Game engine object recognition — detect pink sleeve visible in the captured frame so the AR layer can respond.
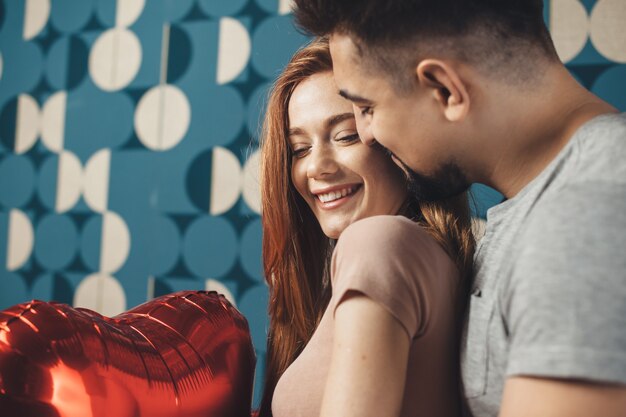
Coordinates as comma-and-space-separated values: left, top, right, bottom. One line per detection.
330, 215, 456, 339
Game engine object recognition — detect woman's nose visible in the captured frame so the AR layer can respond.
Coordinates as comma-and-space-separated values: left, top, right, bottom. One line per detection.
306, 145, 338, 179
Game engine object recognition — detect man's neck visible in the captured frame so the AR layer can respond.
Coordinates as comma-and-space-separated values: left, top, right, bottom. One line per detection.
477, 66, 617, 199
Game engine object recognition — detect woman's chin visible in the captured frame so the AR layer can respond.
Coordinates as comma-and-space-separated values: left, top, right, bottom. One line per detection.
321, 224, 344, 240
320, 218, 356, 240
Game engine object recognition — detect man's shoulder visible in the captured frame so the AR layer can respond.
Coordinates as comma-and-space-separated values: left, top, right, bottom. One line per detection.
522, 181, 625, 242
506, 181, 626, 296
525, 112, 626, 224
576, 112, 626, 147
565, 112, 626, 184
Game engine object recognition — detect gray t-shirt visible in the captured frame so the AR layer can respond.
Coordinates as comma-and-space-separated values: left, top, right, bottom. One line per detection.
461, 113, 626, 417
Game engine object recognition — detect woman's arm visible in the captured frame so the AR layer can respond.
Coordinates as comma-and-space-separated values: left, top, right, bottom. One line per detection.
320, 291, 411, 417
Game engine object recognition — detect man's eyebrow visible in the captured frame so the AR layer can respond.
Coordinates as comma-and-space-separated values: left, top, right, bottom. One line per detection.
338, 89, 371, 104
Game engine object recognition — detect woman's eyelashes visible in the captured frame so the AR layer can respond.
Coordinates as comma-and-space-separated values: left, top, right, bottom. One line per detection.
290, 132, 359, 159
334, 133, 359, 143
291, 145, 310, 159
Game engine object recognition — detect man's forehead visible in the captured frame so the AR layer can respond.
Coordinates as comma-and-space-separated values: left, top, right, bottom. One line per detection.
329, 34, 392, 102
329, 33, 364, 66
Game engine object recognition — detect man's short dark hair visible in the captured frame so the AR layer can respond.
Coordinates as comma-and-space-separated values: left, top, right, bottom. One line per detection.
293, 0, 559, 89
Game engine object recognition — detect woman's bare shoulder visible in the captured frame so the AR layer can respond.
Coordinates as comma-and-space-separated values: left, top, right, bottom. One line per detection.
339, 215, 437, 249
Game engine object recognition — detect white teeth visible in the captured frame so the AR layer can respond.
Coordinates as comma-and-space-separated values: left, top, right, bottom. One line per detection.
317, 186, 357, 203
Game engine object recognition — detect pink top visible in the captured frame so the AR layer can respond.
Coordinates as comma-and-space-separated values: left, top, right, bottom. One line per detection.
272, 215, 463, 417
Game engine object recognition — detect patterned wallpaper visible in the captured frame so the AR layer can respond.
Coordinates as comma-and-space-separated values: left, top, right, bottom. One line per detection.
0, 0, 624, 406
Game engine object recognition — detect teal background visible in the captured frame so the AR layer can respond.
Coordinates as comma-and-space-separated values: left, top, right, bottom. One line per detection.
0, 0, 624, 407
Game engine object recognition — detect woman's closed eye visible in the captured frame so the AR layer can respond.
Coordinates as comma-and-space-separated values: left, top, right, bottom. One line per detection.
291, 145, 310, 158
334, 133, 360, 144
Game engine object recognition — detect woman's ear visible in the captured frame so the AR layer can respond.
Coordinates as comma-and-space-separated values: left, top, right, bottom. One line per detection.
416, 59, 470, 122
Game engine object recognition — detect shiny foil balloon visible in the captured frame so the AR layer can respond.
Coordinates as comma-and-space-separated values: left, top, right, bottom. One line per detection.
0, 291, 256, 417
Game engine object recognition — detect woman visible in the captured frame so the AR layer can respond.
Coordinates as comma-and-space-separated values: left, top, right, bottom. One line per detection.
258, 38, 475, 417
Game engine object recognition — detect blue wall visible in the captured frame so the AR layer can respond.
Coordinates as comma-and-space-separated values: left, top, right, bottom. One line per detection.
0, 0, 624, 406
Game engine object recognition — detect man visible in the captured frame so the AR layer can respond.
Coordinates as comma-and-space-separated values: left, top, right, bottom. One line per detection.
292, 1, 626, 416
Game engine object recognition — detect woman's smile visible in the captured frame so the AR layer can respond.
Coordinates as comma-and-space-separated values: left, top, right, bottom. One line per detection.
312, 184, 362, 209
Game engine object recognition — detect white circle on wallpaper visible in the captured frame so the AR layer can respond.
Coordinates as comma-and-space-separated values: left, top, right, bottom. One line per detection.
550, 0, 589, 63
23, 0, 51, 40
41, 91, 67, 154
15, 94, 40, 154
278, 0, 294, 15
89, 28, 142, 91
115, 0, 146, 28
242, 149, 261, 214
590, 0, 626, 63
217, 17, 251, 85
99, 211, 131, 274
6, 209, 34, 272
74, 273, 126, 317
134, 84, 191, 151
56, 150, 83, 213
83, 148, 111, 213
205, 279, 237, 307
210, 146, 242, 215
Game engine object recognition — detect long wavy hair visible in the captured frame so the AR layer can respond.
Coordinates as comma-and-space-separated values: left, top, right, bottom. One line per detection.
258, 37, 475, 417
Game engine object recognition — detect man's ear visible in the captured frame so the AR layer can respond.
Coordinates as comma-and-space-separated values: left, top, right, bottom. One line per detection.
416, 59, 470, 122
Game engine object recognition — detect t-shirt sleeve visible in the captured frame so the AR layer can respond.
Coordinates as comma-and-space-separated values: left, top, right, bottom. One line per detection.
505, 183, 626, 384
330, 215, 455, 340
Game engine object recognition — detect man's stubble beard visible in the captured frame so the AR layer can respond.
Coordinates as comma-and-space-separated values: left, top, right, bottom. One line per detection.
394, 153, 470, 202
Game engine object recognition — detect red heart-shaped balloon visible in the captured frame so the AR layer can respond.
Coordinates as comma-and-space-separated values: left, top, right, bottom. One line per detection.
0, 291, 256, 417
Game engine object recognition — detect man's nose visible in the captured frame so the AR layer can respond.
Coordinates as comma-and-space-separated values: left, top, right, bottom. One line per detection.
354, 106, 375, 146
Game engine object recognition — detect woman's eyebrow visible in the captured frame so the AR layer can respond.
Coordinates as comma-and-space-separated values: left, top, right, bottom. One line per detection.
326, 112, 355, 130
288, 126, 305, 138
288, 113, 354, 141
